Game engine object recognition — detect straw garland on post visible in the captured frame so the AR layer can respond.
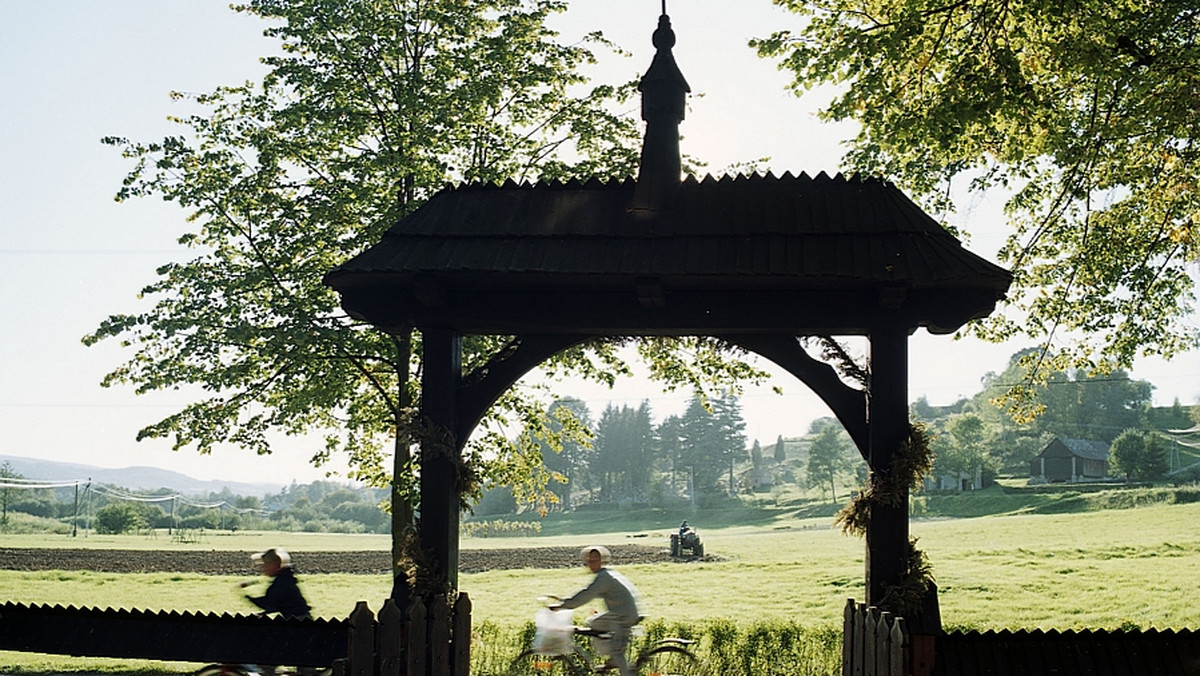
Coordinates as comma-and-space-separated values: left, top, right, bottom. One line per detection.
391, 411, 483, 599
835, 421, 937, 616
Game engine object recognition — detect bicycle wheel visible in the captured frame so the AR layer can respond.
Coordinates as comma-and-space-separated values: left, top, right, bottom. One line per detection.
507, 649, 585, 676
636, 646, 705, 676
194, 665, 255, 676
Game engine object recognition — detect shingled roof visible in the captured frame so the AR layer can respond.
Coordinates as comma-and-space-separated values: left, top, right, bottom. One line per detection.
1053, 437, 1111, 461
325, 171, 1011, 336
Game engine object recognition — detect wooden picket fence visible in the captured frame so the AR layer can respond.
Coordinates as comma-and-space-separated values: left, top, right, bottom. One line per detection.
842, 599, 910, 676
340, 594, 471, 676
0, 593, 470, 676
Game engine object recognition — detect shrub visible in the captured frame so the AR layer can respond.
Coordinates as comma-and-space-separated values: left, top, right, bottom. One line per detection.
94, 503, 147, 534
0, 511, 70, 534
472, 619, 842, 676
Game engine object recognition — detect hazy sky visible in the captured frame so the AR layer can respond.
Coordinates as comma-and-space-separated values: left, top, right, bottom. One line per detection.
2, 1, 1197, 485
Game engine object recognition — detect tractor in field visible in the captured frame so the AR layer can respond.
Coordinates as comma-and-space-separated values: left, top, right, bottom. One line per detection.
669, 521, 703, 557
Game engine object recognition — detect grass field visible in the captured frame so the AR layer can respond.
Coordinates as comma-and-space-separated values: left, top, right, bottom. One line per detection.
2, 489, 1200, 673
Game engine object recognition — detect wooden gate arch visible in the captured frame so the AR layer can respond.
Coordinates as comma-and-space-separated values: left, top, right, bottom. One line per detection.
324, 10, 1011, 605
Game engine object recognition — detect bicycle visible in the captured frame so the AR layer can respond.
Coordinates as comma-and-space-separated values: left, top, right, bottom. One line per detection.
193, 664, 332, 676
507, 599, 703, 676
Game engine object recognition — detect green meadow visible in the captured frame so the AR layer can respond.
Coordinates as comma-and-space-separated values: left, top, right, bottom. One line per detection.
2, 487, 1199, 673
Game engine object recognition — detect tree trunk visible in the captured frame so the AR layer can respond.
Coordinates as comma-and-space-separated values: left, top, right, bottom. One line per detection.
391, 328, 415, 604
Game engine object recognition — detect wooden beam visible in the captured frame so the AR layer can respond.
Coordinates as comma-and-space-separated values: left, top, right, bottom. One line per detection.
456, 334, 589, 443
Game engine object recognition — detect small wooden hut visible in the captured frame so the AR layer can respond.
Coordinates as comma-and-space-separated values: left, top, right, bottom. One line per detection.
1031, 437, 1110, 483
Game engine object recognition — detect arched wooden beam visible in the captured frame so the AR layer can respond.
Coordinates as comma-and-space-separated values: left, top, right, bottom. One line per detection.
721, 334, 868, 458
454, 334, 593, 446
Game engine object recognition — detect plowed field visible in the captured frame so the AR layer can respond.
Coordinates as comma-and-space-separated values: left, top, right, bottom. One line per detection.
0, 545, 706, 575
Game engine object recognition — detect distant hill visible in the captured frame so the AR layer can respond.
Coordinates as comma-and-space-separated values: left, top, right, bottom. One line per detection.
0, 454, 287, 497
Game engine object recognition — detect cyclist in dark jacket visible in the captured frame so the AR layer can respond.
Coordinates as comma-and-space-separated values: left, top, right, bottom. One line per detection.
241, 548, 311, 619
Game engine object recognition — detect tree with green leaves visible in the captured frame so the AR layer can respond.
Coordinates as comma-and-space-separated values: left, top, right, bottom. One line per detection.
976, 349, 1152, 443
534, 397, 593, 511
86, 0, 763, 587
773, 434, 786, 464
713, 395, 749, 495
1111, 429, 1170, 481
674, 394, 747, 499
806, 421, 854, 503
756, 1, 1199, 417
591, 401, 655, 502
94, 502, 149, 535
936, 413, 990, 481
656, 413, 687, 498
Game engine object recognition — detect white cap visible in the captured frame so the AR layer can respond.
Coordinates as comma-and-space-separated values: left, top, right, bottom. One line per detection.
580, 545, 611, 564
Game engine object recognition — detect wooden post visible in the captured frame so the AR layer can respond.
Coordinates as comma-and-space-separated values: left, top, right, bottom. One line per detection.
377, 599, 404, 676
420, 328, 462, 591
909, 632, 935, 676
406, 597, 428, 676
452, 593, 472, 676
866, 324, 910, 605
346, 601, 375, 676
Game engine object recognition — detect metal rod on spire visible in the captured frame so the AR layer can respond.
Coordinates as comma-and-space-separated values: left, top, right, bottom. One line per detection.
662, 0, 667, 15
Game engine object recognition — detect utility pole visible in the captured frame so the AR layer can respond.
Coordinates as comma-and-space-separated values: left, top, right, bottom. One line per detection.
83, 480, 91, 537
688, 465, 695, 510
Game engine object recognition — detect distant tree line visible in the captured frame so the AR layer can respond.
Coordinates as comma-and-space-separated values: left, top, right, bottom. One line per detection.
0, 472, 390, 535
477, 394, 750, 514
471, 348, 1199, 515
912, 349, 1200, 487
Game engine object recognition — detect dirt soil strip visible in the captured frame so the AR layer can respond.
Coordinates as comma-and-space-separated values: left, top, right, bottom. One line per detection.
0, 545, 691, 575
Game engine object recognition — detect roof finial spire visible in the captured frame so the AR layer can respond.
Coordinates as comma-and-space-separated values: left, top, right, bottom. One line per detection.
631, 6, 690, 218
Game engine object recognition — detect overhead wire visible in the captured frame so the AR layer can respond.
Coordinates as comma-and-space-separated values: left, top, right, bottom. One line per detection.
0, 478, 271, 513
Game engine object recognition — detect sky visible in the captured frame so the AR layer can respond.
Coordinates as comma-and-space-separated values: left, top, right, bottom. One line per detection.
1, 1, 1197, 486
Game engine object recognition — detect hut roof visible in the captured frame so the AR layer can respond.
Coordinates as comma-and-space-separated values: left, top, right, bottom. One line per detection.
1040, 437, 1111, 461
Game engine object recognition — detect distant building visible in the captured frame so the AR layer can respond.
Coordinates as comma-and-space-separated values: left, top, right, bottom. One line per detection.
747, 465, 774, 490
1030, 437, 1109, 483
929, 467, 984, 492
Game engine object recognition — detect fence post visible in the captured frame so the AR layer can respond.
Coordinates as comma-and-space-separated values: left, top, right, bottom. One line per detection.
853, 603, 867, 676
451, 593, 472, 676
843, 599, 856, 676
347, 601, 376, 676
377, 599, 404, 676
875, 611, 892, 676
865, 607, 881, 676
428, 595, 451, 676
890, 617, 907, 676
405, 597, 427, 676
